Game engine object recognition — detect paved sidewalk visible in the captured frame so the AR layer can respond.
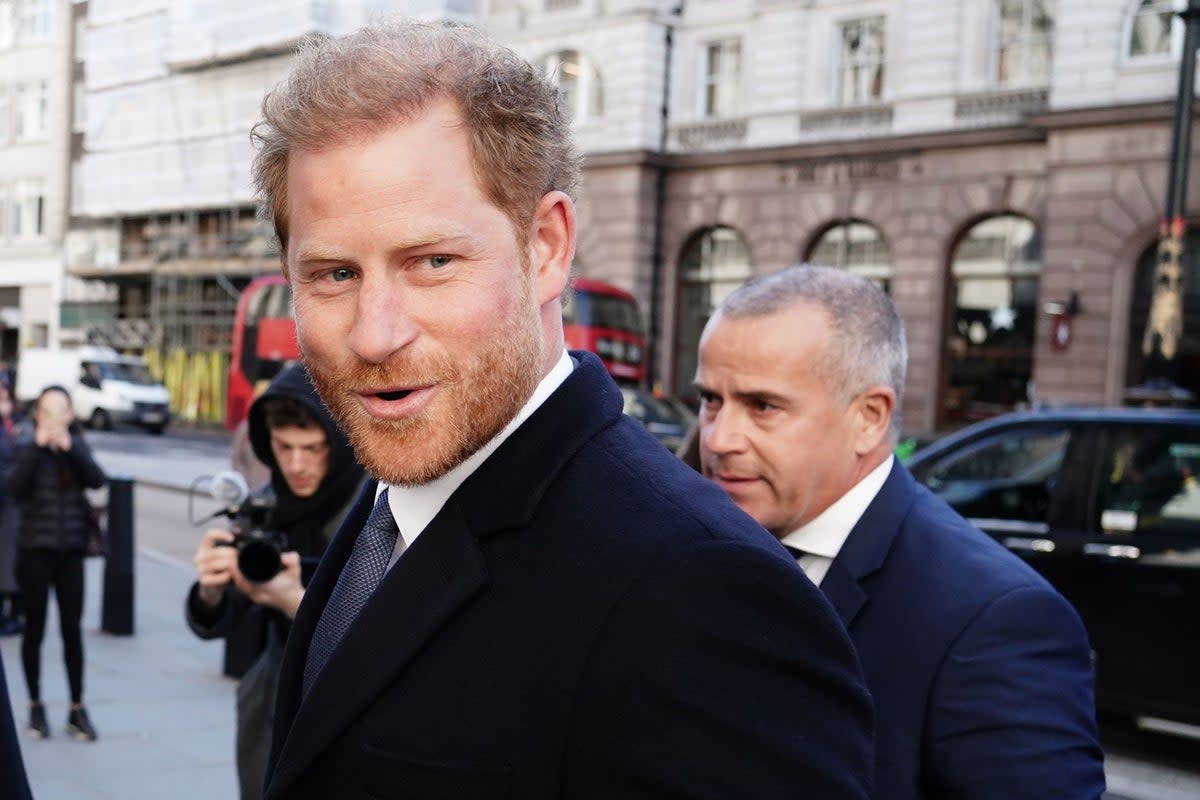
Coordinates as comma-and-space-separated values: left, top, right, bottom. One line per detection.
2, 555, 238, 800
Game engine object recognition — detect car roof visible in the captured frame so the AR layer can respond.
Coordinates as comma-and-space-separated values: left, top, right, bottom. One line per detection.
908, 405, 1200, 465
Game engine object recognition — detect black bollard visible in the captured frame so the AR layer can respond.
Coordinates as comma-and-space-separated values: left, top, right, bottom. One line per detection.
101, 475, 135, 635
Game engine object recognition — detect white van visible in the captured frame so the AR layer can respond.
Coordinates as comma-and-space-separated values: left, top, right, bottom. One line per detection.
14, 346, 172, 434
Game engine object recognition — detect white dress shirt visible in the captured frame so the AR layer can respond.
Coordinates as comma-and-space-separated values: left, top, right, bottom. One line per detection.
381, 349, 574, 569
781, 456, 894, 586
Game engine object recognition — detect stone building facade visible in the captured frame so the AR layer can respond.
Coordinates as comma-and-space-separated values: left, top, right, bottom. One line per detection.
0, 0, 78, 359
37, 0, 1195, 432
494, 0, 1195, 435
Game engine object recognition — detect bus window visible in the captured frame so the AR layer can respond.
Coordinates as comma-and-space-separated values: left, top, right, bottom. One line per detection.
563, 278, 646, 385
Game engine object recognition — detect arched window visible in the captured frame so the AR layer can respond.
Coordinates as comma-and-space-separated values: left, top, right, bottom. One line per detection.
675, 226, 752, 396
944, 215, 1041, 423
1126, 0, 1185, 60
542, 49, 603, 124
806, 221, 893, 293
992, 0, 1056, 86
1126, 230, 1200, 399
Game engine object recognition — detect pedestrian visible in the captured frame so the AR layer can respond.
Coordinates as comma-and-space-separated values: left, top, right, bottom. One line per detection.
693, 264, 1106, 799
0, 382, 23, 636
7, 385, 108, 742
252, 18, 873, 799
187, 362, 366, 800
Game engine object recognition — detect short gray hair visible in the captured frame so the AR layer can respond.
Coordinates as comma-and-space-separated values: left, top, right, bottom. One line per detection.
719, 264, 907, 436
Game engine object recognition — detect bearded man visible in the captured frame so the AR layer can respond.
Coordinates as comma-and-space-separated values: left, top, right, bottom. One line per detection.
252, 18, 874, 800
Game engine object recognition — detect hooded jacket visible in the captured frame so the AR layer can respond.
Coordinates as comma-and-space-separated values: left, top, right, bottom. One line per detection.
185, 362, 368, 800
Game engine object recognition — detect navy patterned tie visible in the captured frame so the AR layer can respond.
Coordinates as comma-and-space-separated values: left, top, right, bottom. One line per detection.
303, 489, 400, 695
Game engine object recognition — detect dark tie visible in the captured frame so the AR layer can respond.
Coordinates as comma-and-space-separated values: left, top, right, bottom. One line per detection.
303, 489, 400, 695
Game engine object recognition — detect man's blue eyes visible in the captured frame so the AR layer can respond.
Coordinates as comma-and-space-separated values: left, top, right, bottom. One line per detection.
326, 256, 449, 280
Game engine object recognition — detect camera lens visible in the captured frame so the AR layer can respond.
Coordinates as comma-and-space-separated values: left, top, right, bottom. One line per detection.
238, 539, 283, 583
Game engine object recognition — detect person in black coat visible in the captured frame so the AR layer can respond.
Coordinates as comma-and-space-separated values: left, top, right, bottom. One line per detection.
0, 653, 33, 800
693, 265, 1104, 799
254, 19, 873, 800
8, 384, 108, 742
186, 363, 366, 800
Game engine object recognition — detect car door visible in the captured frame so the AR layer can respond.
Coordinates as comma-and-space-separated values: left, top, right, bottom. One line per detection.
1069, 422, 1200, 724
908, 420, 1089, 590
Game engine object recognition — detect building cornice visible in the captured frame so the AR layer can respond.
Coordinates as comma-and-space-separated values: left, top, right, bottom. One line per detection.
582, 124, 1046, 171
1027, 100, 1174, 130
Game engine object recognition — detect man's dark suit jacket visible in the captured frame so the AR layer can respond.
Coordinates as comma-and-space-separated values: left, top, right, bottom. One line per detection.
819, 461, 1106, 799
265, 355, 873, 800
264, 353, 874, 799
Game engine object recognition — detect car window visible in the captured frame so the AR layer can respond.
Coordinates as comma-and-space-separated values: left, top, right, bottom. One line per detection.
1097, 426, 1200, 536
621, 389, 686, 427
912, 425, 1069, 523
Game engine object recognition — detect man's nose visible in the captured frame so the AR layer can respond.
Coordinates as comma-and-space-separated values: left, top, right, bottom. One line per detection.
347, 272, 420, 363
701, 408, 747, 457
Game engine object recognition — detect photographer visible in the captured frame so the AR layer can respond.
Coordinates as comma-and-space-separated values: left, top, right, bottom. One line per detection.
185, 363, 365, 800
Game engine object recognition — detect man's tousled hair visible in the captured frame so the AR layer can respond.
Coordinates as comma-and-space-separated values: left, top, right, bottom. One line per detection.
251, 17, 581, 253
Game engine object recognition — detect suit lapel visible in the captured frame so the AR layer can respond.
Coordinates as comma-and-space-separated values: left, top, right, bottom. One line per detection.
821, 557, 869, 629
268, 502, 488, 797
822, 461, 918, 629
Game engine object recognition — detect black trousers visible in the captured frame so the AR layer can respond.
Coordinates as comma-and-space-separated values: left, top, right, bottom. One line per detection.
16, 548, 86, 704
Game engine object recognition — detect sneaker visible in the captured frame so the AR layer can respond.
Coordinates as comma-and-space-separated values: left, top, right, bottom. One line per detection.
27, 703, 49, 739
67, 707, 98, 742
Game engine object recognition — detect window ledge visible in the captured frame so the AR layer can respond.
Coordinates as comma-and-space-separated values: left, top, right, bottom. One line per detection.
955, 87, 1049, 121
670, 117, 748, 150
799, 104, 893, 133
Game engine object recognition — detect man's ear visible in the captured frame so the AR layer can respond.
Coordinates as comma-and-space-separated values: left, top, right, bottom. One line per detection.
528, 191, 575, 306
852, 386, 896, 456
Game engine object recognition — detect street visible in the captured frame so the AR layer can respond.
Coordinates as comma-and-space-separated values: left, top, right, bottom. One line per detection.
43, 428, 1200, 797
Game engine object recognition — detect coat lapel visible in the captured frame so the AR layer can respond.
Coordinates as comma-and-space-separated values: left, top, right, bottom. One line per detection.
267, 502, 488, 797
269, 480, 375, 756
822, 460, 917, 629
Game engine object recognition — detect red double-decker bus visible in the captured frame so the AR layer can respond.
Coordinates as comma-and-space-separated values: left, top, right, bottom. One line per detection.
225, 274, 298, 430
562, 277, 646, 386
226, 274, 646, 428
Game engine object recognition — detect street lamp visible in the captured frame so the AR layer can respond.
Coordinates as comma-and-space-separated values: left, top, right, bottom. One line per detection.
1130, 0, 1200, 406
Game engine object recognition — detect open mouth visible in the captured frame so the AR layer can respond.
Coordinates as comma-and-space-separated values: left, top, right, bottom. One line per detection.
376, 389, 414, 401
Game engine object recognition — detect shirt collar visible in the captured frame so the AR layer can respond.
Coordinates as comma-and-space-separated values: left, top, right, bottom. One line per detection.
383, 349, 573, 547
782, 455, 894, 560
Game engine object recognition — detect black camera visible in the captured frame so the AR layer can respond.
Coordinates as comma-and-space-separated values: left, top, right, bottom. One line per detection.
218, 494, 289, 583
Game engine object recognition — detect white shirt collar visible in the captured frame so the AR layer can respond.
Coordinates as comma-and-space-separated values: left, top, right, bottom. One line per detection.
782, 455, 894, 563
383, 349, 573, 551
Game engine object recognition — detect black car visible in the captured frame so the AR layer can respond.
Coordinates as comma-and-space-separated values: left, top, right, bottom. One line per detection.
906, 407, 1200, 727
620, 387, 695, 452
